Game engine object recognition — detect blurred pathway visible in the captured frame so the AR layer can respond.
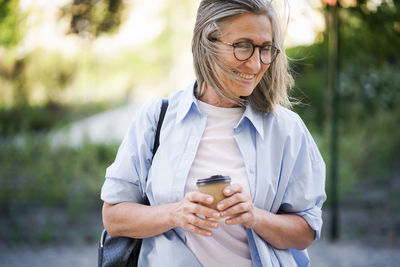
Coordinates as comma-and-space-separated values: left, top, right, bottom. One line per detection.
1, 238, 400, 267
49, 86, 169, 146
50, 101, 140, 146
309, 239, 400, 267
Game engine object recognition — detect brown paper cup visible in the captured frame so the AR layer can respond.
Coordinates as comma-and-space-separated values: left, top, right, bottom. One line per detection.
196, 175, 231, 221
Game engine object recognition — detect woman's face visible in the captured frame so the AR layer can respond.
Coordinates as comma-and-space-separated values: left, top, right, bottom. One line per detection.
216, 13, 273, 99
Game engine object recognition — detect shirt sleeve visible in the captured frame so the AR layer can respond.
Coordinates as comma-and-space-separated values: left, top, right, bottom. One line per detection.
101, 98, 162, 205
279, 121, 327, 240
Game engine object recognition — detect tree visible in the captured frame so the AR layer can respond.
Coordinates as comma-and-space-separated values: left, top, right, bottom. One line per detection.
287, 0, 400, 200
59, 0, 126, 39
0, 0, 24, 47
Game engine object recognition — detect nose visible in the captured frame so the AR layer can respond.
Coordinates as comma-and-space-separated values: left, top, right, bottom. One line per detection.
245, 47, 262, 71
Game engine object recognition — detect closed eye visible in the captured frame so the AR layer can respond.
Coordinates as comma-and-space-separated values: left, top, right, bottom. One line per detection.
233, 42, 253, 49
261, 45, 272, 51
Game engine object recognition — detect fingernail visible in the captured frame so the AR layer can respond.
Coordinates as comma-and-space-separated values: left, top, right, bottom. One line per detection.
207, 197, 213, 203
220, 211, 225, 217
207, 232, 212, 236
217, 203, 224, 210
225, 189, 231, 194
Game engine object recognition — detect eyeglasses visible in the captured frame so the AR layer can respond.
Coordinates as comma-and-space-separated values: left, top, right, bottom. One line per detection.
215, 39, 280, 65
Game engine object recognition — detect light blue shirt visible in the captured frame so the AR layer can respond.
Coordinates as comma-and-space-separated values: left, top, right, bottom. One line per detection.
101, 82, 326, 267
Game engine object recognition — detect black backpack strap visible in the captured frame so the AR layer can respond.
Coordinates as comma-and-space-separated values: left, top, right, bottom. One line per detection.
98, 99, 169, 267
143, 99, 167, 205
153, 98, 168, 157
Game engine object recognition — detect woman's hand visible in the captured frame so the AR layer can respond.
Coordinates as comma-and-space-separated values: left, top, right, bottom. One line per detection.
171, 192, 221, 237
216, 184, 259, 229
216, 184, 315, 250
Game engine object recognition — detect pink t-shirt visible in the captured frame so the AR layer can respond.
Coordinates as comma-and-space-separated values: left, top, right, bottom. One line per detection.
184, 100, 252, 267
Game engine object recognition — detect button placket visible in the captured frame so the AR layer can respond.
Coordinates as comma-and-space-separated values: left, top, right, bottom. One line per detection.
233, 128, 257, 200
172, 115, 207, 201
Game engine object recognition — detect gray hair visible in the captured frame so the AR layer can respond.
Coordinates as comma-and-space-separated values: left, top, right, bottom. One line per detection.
192, 0, 293, 113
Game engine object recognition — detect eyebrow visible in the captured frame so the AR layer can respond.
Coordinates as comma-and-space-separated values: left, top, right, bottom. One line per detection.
234, 38, 273, 45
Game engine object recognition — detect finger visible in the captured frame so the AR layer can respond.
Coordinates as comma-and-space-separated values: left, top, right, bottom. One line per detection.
219, 202, 251, 217
187, 214, 219, 229
225, 212, 252, 226
193, 204, 221, 220
185, 223, 214, 236
186, 191, 214, 205
183, 201, 220, 220
223, 183, 243, 197
217, 192, 249, 211
184, 215, 217, 236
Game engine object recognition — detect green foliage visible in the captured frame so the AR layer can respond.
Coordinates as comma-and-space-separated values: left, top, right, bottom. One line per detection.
287, 41, 328, 131
0, 0, 197, 110
288, 0, 400, 124
288, 1, 400, 199
0, 136, 118, 214
340, 0, 400, 66
60, 0, 126, 38
321, 105, 400, 197
0, 46, 163, 108
0, 49, 75, 107
38, 225, 54, 244
0, 101, 120, 137
337, 1, 400, 124
0, 103, 64, 136
0, 0, 25, 47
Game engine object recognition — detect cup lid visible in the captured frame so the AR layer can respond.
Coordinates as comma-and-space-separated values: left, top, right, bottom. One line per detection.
196, 175, 231, 186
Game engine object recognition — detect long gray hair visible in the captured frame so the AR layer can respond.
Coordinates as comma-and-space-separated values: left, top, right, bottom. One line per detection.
192, 0, 293, 113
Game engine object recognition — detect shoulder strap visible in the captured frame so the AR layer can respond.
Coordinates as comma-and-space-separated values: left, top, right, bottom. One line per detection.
153, 98, 168, 156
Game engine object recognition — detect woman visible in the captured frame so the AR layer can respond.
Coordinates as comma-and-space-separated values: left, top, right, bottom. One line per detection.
101, 0, 326, 266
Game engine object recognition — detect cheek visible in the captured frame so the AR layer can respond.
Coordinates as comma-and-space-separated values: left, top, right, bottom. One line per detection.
215, 67, 226, 83
257, 65, 270, 80
262, 64, 270, 74
218, 50, 241, 71
214, 60, 238, 83
226, 56, 241, 68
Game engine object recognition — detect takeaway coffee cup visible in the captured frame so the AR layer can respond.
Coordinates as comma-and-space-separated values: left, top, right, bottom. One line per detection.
196, 175, 231, 218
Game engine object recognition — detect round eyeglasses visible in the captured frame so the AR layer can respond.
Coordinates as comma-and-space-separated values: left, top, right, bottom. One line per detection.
215, 39, 280, 65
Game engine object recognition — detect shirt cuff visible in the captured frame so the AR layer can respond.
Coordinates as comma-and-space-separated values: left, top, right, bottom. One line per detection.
101, 177, 144, 204
296, 207, 323, 240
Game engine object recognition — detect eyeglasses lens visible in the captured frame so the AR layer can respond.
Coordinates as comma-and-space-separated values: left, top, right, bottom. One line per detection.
260, 47, 274, 64
233, 43, 277, 64
234, 43, 253, 61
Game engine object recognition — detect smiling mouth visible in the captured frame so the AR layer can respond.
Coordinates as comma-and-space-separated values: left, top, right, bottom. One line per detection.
233, 71, 255, 80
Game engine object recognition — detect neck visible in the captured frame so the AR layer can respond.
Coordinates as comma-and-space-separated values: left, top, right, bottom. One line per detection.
198, 82, 237, 108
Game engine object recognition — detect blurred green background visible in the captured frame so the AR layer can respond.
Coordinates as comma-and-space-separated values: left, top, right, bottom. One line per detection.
0, 0, 399, 248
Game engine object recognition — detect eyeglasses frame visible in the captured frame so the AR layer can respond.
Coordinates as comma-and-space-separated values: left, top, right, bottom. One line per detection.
215, 39, 281, 65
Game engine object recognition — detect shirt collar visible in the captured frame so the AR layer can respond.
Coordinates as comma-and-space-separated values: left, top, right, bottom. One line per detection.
175, 81, 265, 139
175, 81, 201, 125
242, 103, 265, 139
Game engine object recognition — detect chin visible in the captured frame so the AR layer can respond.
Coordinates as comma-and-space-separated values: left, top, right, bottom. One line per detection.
233, 84, 256, 97
236, 79, 259, 95
235, 89, 255, 98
